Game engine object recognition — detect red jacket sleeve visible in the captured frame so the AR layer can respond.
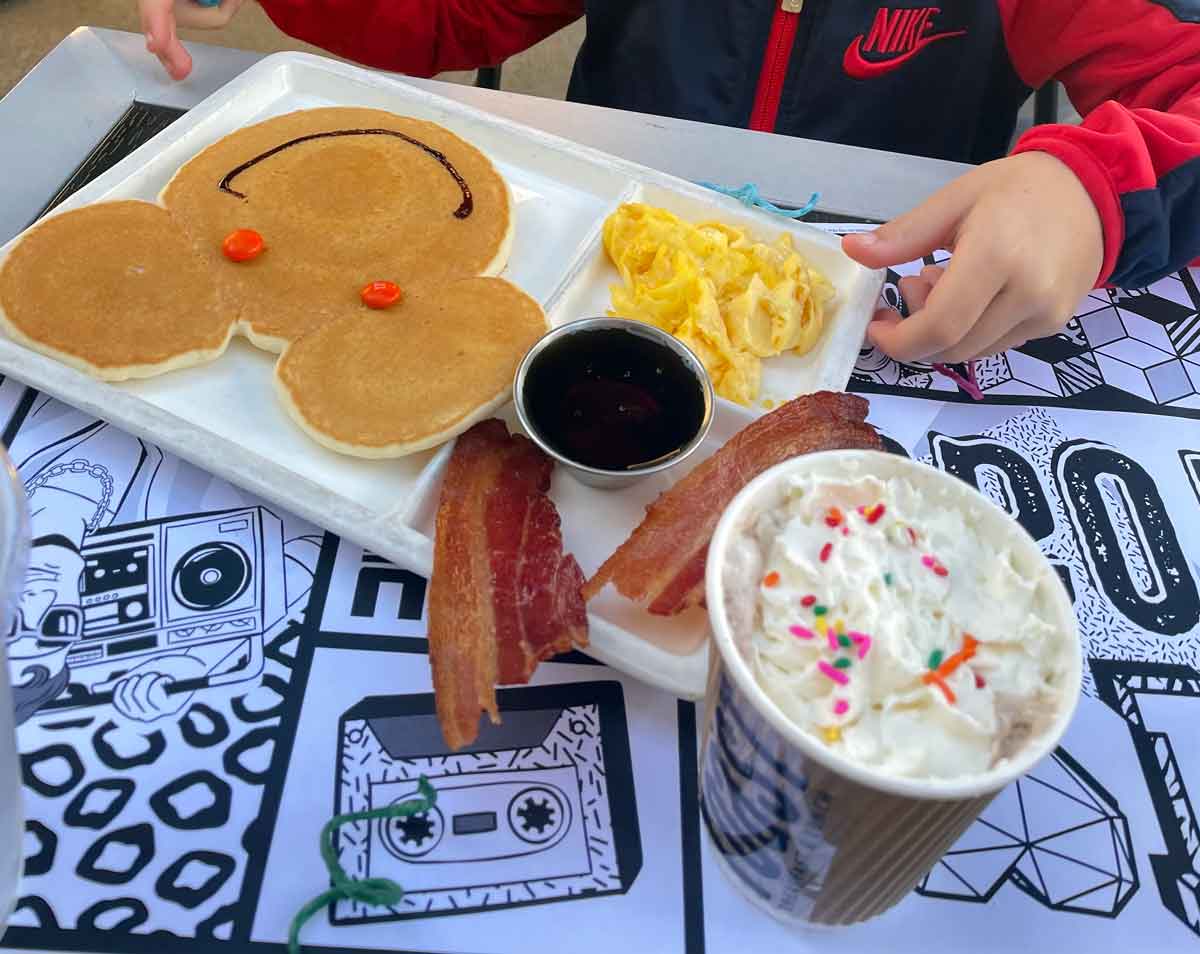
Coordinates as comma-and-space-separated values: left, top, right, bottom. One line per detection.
256, 0, 583, 77
1001, 1, 1200, 288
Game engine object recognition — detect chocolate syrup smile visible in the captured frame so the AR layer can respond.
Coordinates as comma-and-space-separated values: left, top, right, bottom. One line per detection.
217, 128, 474, 218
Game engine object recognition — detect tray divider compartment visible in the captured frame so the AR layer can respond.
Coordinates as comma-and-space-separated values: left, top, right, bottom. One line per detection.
541, 179, 643, 317
0, 53, 884, 699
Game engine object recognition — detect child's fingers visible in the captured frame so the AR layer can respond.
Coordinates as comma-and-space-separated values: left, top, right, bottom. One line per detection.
841, 177, 977, 269
897, 274, 934, 314
877, 269, 940, 345
141, 1, 192, 79
978, 319, 1044, 358
869, 244, 1003, 362
929, 287, 1028, 363
159, 32, 193, 81
869, 307, 902, 330
140, 0, 171, 49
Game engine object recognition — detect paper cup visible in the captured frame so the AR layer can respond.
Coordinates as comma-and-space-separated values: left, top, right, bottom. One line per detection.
700, 449, 1082, 927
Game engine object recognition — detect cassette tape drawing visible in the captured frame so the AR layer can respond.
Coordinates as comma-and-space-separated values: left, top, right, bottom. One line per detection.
333, 681, 641, 923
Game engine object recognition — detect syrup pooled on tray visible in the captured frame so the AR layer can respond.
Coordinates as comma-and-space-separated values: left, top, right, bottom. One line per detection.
523, 327, 706, 470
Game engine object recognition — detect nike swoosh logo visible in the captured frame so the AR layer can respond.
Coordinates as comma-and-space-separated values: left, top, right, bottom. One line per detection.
842, 29, 967, 80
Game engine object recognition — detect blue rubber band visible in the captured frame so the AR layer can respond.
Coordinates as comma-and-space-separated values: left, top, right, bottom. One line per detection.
697, 182, 820, 219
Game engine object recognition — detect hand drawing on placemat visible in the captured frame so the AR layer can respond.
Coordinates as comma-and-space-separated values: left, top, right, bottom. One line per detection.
311, 536, 427, 641
869, 401, 1200, 693
8, 395, 321, 726
332, 682, 641, 923
1092, 659, 1200, 939
1181, 449, 1200, 506
855, 394, 1200, 940
251, 641, 696, 954
2, 393, 324, 947
833, 234, 1200, 414
15, 504, 286, 725
917, 747, 1138, 917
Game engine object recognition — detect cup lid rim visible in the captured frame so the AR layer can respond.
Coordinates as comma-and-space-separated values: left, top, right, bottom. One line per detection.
704, 448, 1084, 801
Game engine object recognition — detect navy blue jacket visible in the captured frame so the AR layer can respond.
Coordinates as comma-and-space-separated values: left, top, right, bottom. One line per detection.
261, 0, 1200, 286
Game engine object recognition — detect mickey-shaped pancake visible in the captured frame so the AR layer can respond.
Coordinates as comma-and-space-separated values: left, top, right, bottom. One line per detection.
0, 107, 546, 458
0, 201, 230, 377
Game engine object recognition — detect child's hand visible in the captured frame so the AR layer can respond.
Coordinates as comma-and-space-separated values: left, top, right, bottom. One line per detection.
139, 0, 247, 80
842, 152, 1104, 362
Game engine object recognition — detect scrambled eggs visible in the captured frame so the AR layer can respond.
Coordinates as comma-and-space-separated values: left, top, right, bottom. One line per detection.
602, 203, 835, 405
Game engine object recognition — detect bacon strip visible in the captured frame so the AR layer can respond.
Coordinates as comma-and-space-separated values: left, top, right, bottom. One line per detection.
491, 433, 588, 684
429, 419, 588, 750
582, 392, 881, 616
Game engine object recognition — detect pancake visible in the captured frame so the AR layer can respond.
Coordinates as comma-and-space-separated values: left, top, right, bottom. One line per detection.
275, 277, 547, 457
1, 108, 534, 459
162, 107, 515, 349
0, 201, 232, 381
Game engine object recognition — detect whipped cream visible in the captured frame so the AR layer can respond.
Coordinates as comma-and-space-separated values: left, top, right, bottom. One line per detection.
741, 471, 1070, 780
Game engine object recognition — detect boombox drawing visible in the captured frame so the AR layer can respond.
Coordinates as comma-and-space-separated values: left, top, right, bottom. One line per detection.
332, 681, 642, 923
66, 506, 285, 689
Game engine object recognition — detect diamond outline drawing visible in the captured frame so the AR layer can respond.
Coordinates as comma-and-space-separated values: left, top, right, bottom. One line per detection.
853, 265, 1200, 407
916, 748, 1139, 917
1093, 659, 1200, 937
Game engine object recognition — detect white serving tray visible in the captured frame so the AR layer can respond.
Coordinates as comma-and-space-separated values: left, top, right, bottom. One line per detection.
0, 53, 883, 699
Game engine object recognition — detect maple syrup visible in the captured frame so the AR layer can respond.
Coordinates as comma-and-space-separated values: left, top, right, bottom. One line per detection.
522, 326, 707, 471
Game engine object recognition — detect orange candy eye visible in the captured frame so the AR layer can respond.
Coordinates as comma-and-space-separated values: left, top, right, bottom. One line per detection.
360, 280, 403, 309
222, 229, 265, 262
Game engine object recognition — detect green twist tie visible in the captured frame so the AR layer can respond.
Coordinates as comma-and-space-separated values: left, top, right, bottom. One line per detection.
288, 776, 437, 954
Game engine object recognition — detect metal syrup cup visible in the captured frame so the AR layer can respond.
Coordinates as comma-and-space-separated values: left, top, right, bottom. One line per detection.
513, 317, 715, 490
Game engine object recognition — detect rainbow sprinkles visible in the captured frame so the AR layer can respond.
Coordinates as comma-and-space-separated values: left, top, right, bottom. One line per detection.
744, 461, 1074, 781
756, 496, 998, 741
